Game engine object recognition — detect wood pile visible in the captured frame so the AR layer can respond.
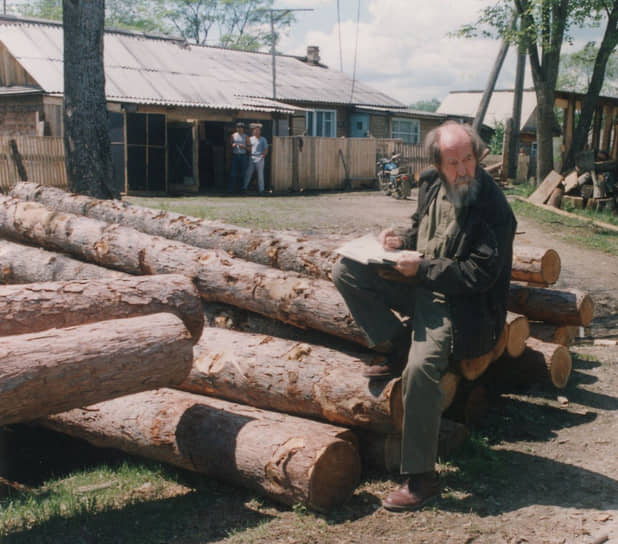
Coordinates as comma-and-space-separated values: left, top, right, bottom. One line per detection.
528, 159, 617, 214
0, 183, 595, 511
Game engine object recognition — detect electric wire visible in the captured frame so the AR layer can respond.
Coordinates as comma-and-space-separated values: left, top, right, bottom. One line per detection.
349, 0, 360, 102
336, 0, 343, 72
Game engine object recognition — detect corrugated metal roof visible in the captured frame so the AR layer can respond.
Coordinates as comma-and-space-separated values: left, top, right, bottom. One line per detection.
0, 16, 405, 112
0, 85, 43, 96
437, 89, 538, 131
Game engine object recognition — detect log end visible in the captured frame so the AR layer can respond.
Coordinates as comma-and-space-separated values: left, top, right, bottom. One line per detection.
441, 372, 461, 412
550, 346, 572, 389
540, 249, 561, 284
388, 379, 403, 433
578, 294, 594, 327
308, 439, 361, 512
460, 352, 492, 381
506, 315, 530, 358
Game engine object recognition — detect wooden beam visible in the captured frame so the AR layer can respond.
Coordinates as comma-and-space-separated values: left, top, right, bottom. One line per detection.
613, 119, 618, 160
600, 105, 613, 153
564, 95, 575, 154
592, 104, 602, 152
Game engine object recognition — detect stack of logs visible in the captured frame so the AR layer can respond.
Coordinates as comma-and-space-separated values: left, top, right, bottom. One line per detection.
529, 161, 617, 213
0, 182, 594, 512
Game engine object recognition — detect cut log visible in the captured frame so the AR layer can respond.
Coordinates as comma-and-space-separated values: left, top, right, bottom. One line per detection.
41, 389, 361, 512
562, 195, 584, 209
577, 172, 592, 187
358, 418, 469, 473
485, 337, 572, 389
181, 328, 403, 432
444, 382, 490, 425
505, 311, 529, 358
10, 182, 341, 281
528, 322, 578, 346
460, 324, 507, 380
511, 245, 561, 285
508, 283, 594, 326
528, 170, 563, 205
586, 197, 615, 212
0, 313, 194, 426
7, 183, 578, 287
547, 186, 564, 208
441, 371, 461, 411
563, 171, 579, 194
591, 170, 607, 199
0, 274, 204, 340
0, 239, 126, 284
0, 195, 366, 346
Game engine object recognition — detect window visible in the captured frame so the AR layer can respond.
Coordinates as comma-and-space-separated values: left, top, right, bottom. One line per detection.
392, 118, 420, 144
306, 110, 336, 137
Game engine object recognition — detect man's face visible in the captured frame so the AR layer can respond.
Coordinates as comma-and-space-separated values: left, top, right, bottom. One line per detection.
254, 127, 261, 137
438, 132, 477, 187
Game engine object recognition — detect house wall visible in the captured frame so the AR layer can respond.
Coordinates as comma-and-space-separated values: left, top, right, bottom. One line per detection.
0, 95, 42, 136
369, 114, 389, 138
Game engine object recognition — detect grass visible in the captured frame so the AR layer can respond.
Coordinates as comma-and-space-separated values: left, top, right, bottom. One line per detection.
508, 198, 618, 255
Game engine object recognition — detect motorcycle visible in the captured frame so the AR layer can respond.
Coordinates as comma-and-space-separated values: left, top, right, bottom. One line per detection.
376, 153, 412, 199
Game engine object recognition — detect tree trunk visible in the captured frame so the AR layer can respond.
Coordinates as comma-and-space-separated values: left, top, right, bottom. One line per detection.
0, 274, 204, 340
11, 182, 565, 285
62, 1, 116, 198
41, 389, 361, 512
0, 196, 366, 346
511, 245, 561, 285
486, 337, 572, 389
563, 4, 618, 172
508, 283, 594, 326
0, 313, 194, 426
528, 322, 577, 346
181, 328, 403, 433
505, 311, 529, 358
358, 418, 469, 473
0, 239, 128, 284
10, 182, 340, 281
534, 86, 557, 182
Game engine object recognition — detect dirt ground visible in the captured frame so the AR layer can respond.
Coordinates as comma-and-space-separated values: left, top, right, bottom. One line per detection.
2, 189, 617, 543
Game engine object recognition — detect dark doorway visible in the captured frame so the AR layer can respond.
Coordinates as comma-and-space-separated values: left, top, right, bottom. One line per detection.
198, 121, 226, 192
167, 122, 194, 188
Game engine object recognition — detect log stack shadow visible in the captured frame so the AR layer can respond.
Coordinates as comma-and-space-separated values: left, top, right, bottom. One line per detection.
0, 182, 595, 512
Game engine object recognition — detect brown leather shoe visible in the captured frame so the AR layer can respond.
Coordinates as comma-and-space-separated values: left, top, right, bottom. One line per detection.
382, 472, 440, 512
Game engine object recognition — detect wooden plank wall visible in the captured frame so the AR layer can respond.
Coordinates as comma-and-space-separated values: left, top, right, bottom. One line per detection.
0, 136, 67, 192
271, 136, 377, 192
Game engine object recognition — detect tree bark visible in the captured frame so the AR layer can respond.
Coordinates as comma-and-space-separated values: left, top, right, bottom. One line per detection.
63, 1, 116, 198
508, 283, 594, 326
505, 311, 530, 358
0, 313, 194, 426
181, 327, 403, 433
0, 196, 366, 346
41, 389, 361, 512
358, 418, 469, 473
485, 337, 572, 389
528, 322, 577, 346
0, 274, 204, 340
511, 245, 561, 285
11, 182, 565, 285
0, 239, 128, 284
10, 182, 341, 281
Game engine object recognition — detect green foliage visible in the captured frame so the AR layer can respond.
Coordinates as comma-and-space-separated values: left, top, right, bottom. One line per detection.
558, 41, 618, 95
408, 98, 441, 112
16, 0, 62, 20
488, 121, 505, 155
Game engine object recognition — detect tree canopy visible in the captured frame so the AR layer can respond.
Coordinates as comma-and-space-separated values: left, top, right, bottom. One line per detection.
558, 41, 618, 96
408, 98, 441, 112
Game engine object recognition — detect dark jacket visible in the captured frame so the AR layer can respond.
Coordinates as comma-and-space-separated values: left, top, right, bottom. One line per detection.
402, 167, 517, 360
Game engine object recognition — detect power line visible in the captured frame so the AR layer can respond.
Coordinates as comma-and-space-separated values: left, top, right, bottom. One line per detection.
336, 0, 343, 72
349, 0, 361, 102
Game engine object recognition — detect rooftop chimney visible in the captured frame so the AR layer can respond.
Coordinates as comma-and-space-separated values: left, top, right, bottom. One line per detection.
306, 46, 320, 65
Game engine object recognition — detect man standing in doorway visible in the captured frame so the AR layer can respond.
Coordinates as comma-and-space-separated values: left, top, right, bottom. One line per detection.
332, 121, 516, 512
243, 123, 269, 195
229, 121, 248, 193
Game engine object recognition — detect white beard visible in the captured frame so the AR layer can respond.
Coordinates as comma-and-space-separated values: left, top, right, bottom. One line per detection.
443, 175, 481, 209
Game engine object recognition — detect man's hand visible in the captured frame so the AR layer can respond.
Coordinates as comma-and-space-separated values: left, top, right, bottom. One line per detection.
379, 228, 403, 250
394, 250, 424, 277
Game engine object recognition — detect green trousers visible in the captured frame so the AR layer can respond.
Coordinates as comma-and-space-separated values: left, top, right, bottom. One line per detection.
332, 257, 453, 475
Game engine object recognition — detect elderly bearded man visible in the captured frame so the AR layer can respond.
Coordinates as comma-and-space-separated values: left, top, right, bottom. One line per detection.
333, 122, 516, 511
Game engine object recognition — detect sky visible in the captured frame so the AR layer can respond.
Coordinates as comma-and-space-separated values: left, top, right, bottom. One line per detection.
274, 0, 602, 106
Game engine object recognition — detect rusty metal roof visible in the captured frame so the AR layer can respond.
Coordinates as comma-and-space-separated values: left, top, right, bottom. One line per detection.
0, 16, 405, 113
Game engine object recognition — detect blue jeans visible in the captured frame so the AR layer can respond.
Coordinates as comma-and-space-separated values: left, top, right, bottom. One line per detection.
244, 158, 265, 193
229, 154, 247, 193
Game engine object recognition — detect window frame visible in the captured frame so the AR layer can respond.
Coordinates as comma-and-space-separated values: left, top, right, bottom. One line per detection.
306, 109, 337, 137
392, 117, 421, 144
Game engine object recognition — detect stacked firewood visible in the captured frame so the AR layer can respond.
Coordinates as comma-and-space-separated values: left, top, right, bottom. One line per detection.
529, 159, 617, 213
0, 182, 594, 511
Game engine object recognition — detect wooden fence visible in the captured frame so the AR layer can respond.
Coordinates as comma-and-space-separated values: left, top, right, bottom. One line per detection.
271, 137, 378, 192
375, 139, 432, 176
0, 136, 67, 193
